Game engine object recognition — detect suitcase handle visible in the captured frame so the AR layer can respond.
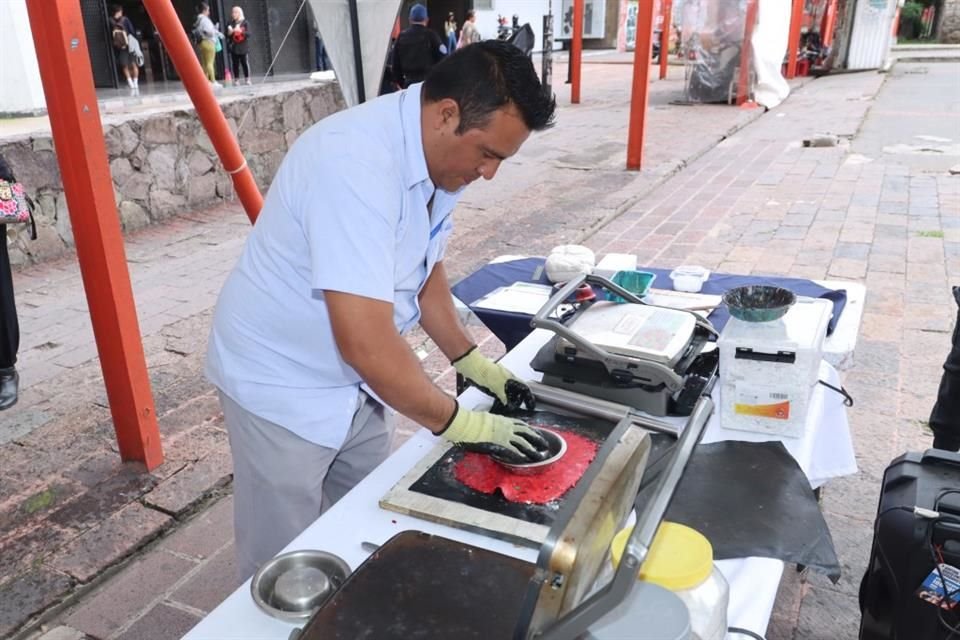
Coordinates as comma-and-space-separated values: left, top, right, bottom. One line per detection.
922, 448, 960, 465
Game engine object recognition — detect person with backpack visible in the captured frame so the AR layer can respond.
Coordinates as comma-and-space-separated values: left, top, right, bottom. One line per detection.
193, 2, 222, 87
392, 4, 446, 88
110, 5, 139, 90
226, 6, 252, 86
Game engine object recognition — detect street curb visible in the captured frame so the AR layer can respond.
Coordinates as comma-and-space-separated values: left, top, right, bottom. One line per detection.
11, 488, 233, 640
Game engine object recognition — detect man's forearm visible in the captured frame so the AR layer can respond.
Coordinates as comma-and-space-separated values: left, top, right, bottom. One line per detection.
325, 290, 455, 432
418, 262, 474, 361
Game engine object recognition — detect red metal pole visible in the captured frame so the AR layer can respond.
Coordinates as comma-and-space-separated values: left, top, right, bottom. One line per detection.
821, 0, 838, 49
626, 0, 656, 170
24, 0, 163, 470
786, 0, 804, 79
659, 0, 672, 80
142, 0, 263, 223
737, 0, 759, 106
571, 0, 584, 104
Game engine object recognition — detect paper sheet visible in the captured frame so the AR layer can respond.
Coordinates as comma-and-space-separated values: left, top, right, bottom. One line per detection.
471, 282, 555, 314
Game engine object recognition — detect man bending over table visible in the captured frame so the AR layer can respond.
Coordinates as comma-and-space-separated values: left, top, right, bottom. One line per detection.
206, 41, 557, 580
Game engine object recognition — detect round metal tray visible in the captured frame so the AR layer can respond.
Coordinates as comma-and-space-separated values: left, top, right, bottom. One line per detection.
250, 549, 350, 621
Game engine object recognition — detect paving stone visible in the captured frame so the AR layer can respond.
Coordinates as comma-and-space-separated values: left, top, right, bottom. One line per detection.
849, 339, 900, 389
160, 495, 233, 560
821, 471, 885, 524
47, 467, 158, 532
169, 543, 239, 613
114, 603, 201, 640
64, 550, 196, 639
806, 512, 874, 599
828, 258, 868, 280
794, 585, 861, 640
0, 568, 75, 638
51, 503, 172, 583
142, 451, 232, 516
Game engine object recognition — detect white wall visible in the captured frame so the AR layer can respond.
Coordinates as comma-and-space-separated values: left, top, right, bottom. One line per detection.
474, 0, 564, 53
0, 1, 47, 115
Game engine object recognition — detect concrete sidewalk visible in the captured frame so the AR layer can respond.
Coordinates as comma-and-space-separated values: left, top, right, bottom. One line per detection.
4, 58, 958, 640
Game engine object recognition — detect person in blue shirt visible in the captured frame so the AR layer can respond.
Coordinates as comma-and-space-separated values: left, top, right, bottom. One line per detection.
206, 41, 557, 579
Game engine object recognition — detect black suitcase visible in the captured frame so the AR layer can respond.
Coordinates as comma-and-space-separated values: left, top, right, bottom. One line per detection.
860, 449, 960, 640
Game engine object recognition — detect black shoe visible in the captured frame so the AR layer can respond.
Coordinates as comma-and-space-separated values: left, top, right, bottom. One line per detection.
0, 367, 18, 411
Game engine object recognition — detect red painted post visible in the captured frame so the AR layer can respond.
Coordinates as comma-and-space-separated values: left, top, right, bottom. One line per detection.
24, 0, 163, 470
737, 0, 759, 106
571, 0, 584, 104
786, 0, 804, 79
626, 0, 656, 170
821, 0, 839, 49
659, 0, 672, 80
143, 0, 263, 223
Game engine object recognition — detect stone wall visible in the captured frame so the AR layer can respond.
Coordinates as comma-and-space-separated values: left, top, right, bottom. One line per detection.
0, 82, 345, 267
941, 0, 960, 43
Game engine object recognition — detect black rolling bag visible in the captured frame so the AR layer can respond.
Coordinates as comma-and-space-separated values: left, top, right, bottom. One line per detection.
860, 450, 960, 640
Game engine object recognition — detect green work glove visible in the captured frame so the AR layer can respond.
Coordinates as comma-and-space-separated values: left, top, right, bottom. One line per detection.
440, 402, 549, 464
452, 346, 536, 413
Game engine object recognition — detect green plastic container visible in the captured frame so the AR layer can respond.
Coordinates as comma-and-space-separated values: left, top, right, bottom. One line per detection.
608, 270, 656, 303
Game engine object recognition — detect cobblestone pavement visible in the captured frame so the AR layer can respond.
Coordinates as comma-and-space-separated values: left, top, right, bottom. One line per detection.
1, 57, 956, 640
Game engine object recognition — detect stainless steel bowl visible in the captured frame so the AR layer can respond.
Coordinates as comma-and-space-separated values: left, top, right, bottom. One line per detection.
250, 549, 350, 621
492, 428, 568, 476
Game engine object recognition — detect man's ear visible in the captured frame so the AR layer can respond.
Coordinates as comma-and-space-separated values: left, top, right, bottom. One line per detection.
438, 98, 460, 130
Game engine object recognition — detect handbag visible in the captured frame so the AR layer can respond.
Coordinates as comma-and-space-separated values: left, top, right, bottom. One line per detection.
0, 179, 38, 239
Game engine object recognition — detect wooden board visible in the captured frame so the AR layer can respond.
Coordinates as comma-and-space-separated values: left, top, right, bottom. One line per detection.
379, 415, 650, 548
379, 440, 551, 546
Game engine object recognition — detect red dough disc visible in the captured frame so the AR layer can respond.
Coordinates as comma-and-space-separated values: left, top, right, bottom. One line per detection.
453, 429, 599, 505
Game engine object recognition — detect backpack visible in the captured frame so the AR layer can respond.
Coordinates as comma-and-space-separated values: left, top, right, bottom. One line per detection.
112, 25, 128, 49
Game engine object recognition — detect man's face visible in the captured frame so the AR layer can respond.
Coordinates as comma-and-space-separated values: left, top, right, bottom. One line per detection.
424, 100, 531, 193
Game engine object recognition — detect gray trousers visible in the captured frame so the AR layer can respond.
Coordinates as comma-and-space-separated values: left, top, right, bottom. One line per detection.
218, 389, 390, 581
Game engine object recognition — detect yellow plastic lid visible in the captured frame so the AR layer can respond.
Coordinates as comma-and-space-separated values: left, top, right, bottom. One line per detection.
610, 521, 714, 591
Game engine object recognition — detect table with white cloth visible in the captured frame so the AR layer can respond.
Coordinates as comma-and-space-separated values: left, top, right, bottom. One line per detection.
183, 328, 858, 640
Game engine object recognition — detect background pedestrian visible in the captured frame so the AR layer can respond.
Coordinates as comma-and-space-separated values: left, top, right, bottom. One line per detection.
192, 2, 222, 87
109, 5, 139, 90
226, 6, 252, 86
444, 12, 458, 55
458, 10, 482, 48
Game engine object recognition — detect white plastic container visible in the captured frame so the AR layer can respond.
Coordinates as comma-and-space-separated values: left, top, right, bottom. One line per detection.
718, 297, 833, 437
612, 522, 729, 640
670, 265, 710, 293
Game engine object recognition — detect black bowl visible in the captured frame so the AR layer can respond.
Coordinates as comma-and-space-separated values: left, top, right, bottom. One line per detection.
723, 285, 797, 322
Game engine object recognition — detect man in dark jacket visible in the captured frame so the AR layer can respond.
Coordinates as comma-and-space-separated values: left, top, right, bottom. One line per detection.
393, 4, 446, 88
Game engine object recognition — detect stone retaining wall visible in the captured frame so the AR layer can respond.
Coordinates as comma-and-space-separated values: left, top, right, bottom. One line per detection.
941, 0, 960, 43
0, 82, 345, 267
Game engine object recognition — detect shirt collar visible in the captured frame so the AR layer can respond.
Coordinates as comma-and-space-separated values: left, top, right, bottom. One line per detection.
399, 83, 432, 192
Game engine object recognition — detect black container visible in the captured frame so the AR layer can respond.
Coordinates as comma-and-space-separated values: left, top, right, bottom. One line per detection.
859, 449, 960, 640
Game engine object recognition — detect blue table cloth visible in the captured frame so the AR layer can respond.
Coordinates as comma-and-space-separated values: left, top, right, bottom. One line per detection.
451, 258, 848, 351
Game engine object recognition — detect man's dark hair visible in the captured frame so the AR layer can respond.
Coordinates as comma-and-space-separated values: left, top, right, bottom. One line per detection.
197, 2, 209, 12
422, 40, 556, 134
111, 4, 122, 14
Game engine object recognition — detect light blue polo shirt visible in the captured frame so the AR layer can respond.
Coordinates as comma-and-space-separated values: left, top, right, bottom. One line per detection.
205, 83, 459, 448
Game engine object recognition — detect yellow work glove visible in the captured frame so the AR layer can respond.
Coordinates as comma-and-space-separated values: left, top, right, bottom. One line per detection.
440, 401, 549, 463
452, 346, 536, 413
